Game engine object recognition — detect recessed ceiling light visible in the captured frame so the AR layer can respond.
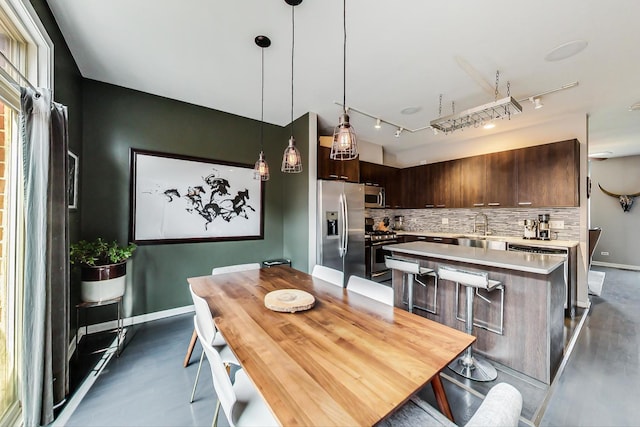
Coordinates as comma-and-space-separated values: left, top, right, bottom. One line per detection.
400, 106, 421, 115
544, 40, 588, 62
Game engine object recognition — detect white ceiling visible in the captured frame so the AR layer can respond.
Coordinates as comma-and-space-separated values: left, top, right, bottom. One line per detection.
46, 0, 640, 164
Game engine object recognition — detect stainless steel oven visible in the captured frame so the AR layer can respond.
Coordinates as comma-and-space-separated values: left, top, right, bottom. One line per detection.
366, 232, 397, 282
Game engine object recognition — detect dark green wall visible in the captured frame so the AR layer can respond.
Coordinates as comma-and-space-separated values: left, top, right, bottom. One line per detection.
81, 80, 288, 315
29, 0, 83, 244
282, 115, 310, 272
31, 0, 312, 320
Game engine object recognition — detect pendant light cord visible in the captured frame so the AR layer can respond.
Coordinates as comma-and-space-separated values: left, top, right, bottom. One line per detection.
290, 4, 295, 134
261, 47, 265, 152
342, 0, 347, 114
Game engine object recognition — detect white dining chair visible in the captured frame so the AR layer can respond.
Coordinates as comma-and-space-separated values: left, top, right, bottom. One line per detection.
211, 263, 261, 275
200, 321, 278, 427
185, 263, 262, 367
189, 284, 239, 403
311, 264, 344, 287
346, 275, 394, 306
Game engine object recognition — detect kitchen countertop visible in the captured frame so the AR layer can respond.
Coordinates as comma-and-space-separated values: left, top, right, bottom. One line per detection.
394, 231, 579, 248
383, 241, 566, 274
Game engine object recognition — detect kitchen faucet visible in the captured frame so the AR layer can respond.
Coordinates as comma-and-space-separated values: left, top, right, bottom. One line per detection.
473, 213, 489, 236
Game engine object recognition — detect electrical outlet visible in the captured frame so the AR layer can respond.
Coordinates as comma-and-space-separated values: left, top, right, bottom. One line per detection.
442, 218, 449, 225
601, 251, 609, 256
549, 220, 565, 229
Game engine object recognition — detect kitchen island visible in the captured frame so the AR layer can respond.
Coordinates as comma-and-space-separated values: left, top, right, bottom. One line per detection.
383, 241, 566, 384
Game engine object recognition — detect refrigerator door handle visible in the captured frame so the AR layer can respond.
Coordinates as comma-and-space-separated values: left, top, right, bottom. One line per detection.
343, 192, 349, 255
338, 193, 345, 258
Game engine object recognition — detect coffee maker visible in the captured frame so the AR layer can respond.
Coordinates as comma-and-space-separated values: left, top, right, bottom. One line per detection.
538, 214, 550, 240
393, 215, 404, 231
523, 219, 538, 239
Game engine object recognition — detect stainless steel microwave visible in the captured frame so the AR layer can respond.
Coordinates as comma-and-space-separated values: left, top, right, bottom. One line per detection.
364, 185, 385, 208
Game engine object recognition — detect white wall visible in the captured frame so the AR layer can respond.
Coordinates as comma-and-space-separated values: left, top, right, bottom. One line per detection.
590, 155, 640, 269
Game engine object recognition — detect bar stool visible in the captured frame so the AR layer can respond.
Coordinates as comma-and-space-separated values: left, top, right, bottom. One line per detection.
438, 266, 501, 382
385, 256, 438, 314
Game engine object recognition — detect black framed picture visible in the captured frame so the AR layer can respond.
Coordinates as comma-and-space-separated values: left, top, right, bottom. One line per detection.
68, 150, 78, 209
130, 149, 264, 244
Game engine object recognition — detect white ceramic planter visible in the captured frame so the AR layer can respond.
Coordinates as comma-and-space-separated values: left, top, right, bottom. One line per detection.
81, 275, 126, 302
80, 262, 127, 303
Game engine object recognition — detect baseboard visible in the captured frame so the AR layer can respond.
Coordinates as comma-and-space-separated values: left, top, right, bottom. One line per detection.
68, 304, 194, 360
591, 261, 640, 271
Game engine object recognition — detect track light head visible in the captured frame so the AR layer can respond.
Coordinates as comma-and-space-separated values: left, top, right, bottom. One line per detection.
374, 118, 381, 129
394, 127, 404, 138
529, 97, 543, 109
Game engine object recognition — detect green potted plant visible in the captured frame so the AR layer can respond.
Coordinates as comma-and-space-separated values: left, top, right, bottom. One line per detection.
70, 238, 137, 302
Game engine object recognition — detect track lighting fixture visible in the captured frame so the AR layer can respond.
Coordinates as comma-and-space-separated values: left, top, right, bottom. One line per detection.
530, 97, 544, 109
374, 118, 381, 129
394, 128, 404, 138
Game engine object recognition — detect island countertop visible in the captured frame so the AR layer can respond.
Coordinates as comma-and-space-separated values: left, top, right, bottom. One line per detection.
383, 241, 565, 274
394, 231, 579, 248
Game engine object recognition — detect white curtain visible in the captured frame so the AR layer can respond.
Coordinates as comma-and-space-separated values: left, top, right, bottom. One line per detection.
21, 87, 69, 426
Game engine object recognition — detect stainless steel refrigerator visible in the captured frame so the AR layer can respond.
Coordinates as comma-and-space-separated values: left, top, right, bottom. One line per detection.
317, 180, 365, 287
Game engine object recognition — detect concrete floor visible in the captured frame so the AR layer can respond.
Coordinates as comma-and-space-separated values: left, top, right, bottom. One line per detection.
58, 266, 640, 426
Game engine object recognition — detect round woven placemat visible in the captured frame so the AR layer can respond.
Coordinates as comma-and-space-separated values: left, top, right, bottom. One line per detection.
264, 289, 315, 313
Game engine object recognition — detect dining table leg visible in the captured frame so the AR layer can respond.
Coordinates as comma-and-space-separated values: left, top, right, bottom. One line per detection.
431, 373, 455, 422
183, 328, 198, 367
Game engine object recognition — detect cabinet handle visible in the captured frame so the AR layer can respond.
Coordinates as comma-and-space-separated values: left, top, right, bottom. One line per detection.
487, 202, 501, 206
418, 236, 427, 240
436, 204, 446, 208
340, 176, 349, 180
432, 237, 443, 241
329, 174, 339, 179
425, 204, 434, 208
518, 202, 532, 206
473, 203, 484, 207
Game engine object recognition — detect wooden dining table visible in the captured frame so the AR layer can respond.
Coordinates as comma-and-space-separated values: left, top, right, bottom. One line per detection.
188, 265, 475, 426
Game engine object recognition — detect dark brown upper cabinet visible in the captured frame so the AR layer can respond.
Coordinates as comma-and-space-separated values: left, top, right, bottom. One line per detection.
317, 145, 359, 183
431, 160, 461, 208
485, 150, 517, 207
460, 155, 486, 208
516, 139, 579, 207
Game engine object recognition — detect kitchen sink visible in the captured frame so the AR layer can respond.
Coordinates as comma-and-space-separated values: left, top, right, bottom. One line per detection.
457, 237, 507, 251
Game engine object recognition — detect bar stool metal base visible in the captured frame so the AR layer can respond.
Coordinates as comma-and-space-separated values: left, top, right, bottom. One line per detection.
448, 351, 497, 382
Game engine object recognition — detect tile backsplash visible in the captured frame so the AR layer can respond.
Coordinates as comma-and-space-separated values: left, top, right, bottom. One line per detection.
366, 207, 581, 241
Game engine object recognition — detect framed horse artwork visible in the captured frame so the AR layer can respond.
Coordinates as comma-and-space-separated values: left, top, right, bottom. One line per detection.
129, 149, 264, 244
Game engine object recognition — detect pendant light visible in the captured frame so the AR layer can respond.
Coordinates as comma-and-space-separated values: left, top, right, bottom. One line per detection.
254, 35, 271, 181
330, 0, 358, 160
281, 0, 303, 173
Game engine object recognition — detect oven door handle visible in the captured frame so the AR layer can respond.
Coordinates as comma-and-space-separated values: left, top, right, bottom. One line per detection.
370, 240, 397, 246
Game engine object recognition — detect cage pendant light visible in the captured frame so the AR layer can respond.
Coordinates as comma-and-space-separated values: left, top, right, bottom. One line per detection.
281, 0, 303, 173
254, 35, 271, 181
330, 0, 358, 161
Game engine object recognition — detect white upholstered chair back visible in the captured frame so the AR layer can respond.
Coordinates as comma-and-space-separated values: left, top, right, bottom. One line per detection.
211, 263, 261, 275
347, 275, 394, 306
311, 265, 344, 287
